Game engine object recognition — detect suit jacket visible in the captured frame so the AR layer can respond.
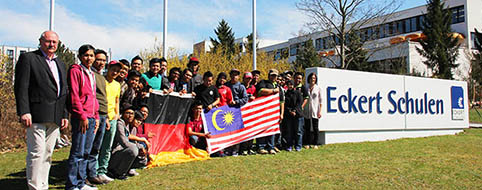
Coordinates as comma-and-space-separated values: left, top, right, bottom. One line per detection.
14, 49, 69, 126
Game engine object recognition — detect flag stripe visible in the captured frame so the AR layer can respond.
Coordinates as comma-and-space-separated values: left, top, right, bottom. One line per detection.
210, 124, 279, 146
209, 117, 280, 141
241, 99, 280, 116
243, 108, 280, 126
209, 125, 280, 152
241, 94, 278, 111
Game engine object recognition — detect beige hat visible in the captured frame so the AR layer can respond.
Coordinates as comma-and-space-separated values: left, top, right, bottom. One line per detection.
268, 69, 279, 76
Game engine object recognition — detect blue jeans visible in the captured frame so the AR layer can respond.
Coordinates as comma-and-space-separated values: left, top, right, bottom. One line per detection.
87, 115, 107, 178
295, 117, 304, 150
257, 135, 275, 151
65, 118, 96, 190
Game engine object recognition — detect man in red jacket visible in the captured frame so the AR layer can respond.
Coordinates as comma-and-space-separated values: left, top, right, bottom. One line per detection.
65, 44, 100, 190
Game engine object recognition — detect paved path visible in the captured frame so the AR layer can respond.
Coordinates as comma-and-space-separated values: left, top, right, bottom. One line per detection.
469, 123, 482, 128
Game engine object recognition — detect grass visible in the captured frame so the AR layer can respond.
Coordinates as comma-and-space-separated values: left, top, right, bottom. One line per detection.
1, 129, 481, 189
470, 108, 482, 123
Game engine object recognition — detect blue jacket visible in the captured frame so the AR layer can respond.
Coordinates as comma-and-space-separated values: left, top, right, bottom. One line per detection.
227, 81, 248, 107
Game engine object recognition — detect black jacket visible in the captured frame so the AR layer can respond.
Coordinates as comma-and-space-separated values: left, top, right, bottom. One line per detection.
284, 89, 303, 118
14, 50, 69, 126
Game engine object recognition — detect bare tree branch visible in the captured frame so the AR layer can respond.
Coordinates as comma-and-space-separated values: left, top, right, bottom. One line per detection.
297, 0, 401, 68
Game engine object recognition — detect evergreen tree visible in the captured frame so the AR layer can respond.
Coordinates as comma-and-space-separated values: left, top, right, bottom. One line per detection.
345, 31, 373, 72
210, 19, 236, 56
244, 33, 259, 53
416, 0, 460, 79
55, 41, 76, 71
294, 39, 323, 71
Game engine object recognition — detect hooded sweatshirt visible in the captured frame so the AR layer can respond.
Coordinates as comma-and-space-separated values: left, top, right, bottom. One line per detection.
68, 64, 99, 120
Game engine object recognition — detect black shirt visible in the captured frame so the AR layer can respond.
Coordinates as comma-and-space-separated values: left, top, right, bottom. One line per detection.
194, 85, 220, 108
284, 89, 303, 118
295, 84, 309, 99
256, 79, 284, 102
177, 80, 193, 93
256, 80, 276, 96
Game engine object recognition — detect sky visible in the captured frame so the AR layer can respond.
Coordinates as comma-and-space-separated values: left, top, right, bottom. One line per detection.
0, 0, 426, 60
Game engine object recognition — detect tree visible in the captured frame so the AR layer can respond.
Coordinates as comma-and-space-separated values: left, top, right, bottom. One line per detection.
416, 0, 460, 79
469, 29, 482, 101
210, 19, 236, 57
244, 33, 259, 53
345, 31, 372, 71
296, 0, 399, 69
471, 29, 482, 85
294, 39, 324, 71
139, 43, 291, 81
56, 41, 76, 71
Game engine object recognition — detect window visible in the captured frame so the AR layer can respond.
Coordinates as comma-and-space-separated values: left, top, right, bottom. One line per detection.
323, 37, 333, 49
457, 8, 465, 23
410, 17, 418, 32
396, 21, 404, 35
275, 50, 281, 60
315, 38, 322, 51
289, 44, 299, 56
383, 24, 390, 38
405, 19, 411, 33
419, 15, 425, 30
360, 29, 367, 42
367, 28, 373, 40
334, 36, 340, 45
6, 49, 14, 59
20, 50, 26, 55
450, 6, 464, 24
471, 32, 479, 50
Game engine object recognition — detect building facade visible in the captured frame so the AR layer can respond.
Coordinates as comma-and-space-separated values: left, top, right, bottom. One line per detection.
259, 0, 481, 80
1, 45, 36, 71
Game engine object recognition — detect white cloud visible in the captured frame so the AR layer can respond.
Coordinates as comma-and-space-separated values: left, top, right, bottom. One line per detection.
0, 3, 193, 60
0, 0, 309, 59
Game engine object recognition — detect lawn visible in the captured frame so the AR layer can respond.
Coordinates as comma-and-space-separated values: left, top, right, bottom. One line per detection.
1, 129, 481, 190
470, 108, 482, 123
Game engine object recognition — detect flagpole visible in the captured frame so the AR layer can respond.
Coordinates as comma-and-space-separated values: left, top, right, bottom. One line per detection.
252, 0, 257, 70
163, 0, 168, 58
49, 0, 55, 30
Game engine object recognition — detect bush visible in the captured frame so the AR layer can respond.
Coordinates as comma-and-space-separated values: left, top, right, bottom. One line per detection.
140, 43, 292, 78
0, 54, 24, 151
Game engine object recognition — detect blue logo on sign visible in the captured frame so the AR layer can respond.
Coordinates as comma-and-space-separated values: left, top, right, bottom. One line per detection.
451, 86, 464, 109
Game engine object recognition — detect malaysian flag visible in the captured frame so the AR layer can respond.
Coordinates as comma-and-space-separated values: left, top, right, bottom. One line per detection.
202, 94, 280, 153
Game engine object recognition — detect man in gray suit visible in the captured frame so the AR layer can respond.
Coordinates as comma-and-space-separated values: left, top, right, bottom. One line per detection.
14, 31, 69, 190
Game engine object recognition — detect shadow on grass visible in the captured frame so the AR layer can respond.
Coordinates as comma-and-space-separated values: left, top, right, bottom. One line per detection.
0, 159, 68, 190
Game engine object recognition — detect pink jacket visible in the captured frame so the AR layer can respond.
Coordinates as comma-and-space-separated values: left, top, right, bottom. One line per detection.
68, 64, 99, 120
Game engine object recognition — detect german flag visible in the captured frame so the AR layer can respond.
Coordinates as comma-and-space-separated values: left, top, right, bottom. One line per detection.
144, 92, 209, 168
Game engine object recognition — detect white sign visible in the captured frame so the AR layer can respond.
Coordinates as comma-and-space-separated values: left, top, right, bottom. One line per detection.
306, 68, 469, 131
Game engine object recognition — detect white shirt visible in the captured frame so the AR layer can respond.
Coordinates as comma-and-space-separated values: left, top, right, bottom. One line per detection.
80, 63, 95, 94
304, 84, 323, 119
41, 50, 60, 96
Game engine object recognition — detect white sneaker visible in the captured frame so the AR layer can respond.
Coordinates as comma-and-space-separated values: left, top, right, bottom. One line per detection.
98, 174, 114, 183
80, 185, 98, 190
128, 169, 139, 176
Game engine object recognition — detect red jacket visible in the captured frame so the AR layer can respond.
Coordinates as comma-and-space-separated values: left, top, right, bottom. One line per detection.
245, 84, 256, 101
68, 64, 99, 120
217, 85, 233, 107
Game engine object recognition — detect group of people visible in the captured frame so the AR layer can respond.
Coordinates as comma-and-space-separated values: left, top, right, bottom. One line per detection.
14, 30, 323, 190
183, 66, 323, 157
